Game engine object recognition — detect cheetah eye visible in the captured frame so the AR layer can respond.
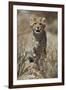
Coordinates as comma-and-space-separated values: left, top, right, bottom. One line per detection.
39, 23, 42, 25
34, 23, 37, 25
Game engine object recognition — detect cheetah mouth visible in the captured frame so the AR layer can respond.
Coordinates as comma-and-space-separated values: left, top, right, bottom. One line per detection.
33, 29, 42, 34
36, 30, 40, 32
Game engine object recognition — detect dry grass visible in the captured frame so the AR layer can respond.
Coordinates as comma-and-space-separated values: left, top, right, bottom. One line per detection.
17, 10, 58, 80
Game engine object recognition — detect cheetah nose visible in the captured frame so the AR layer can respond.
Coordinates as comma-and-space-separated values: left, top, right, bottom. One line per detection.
37, 27, 39, 29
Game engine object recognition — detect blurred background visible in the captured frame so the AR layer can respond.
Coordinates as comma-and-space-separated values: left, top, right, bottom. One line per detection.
17, 10, 58, 35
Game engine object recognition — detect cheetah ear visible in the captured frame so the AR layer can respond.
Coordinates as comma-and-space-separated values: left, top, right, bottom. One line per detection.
30, 16, 37, 27
42, 17, 46, 25
42, 17, 47, 30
